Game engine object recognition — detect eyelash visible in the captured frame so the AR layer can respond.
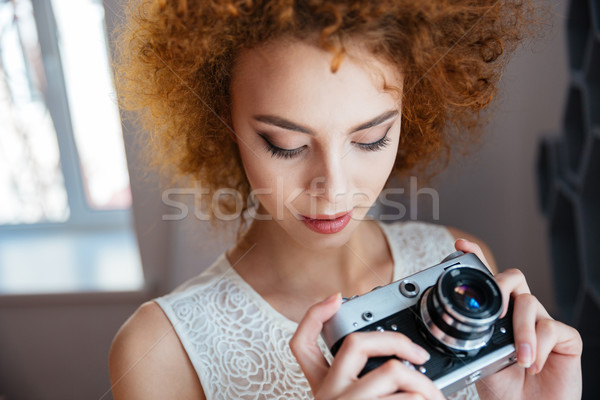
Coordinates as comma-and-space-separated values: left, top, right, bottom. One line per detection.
260, 128, 392, 160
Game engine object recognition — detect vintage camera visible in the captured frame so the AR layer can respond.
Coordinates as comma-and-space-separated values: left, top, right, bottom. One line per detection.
321, 251, 516, 397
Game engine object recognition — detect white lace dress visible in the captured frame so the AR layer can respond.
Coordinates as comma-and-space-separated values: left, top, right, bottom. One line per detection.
154, 220, 480, 399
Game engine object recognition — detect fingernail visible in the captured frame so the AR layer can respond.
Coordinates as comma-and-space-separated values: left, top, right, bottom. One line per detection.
414, 344, 430, 361
322, 292, 341, 303
517, 343, 532, 367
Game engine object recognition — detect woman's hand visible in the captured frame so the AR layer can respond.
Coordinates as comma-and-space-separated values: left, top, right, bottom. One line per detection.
455, 239, 583, 400
289, 293, 445, 400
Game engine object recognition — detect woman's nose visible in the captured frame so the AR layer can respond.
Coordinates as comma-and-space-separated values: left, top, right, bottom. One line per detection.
307, 151, 349, 205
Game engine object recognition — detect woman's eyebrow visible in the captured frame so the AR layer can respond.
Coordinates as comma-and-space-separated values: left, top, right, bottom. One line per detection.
252, 109, 399, 135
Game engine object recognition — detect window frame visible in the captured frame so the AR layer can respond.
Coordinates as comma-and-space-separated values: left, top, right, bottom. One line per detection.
0, 0, 131, 232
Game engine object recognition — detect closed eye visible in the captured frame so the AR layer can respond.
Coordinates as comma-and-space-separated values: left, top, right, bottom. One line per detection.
259, 126, 392, 160
356, 130, 392, 152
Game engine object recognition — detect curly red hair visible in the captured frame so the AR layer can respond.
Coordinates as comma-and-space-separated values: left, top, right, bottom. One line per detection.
113, 0, 540, 239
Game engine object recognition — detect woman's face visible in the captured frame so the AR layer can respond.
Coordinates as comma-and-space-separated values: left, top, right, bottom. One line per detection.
230, 38, 403, 248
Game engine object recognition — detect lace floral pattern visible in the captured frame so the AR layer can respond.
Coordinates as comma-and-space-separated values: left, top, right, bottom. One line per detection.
155, 220, 479, 400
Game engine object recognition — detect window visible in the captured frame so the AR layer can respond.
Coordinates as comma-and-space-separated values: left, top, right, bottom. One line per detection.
0, 0, 143, 294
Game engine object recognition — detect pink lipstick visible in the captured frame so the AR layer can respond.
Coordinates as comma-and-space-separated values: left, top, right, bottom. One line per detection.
301, 209, 353, 234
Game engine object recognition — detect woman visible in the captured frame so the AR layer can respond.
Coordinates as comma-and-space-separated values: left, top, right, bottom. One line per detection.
109, 0, 582, 399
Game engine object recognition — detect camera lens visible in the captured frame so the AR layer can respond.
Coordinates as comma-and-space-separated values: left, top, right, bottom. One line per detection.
419, 266, 503, 353
441, 269, 500, 320
452, 284, 485, 312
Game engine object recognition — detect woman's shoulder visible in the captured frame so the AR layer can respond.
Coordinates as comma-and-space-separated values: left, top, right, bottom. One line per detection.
382, 219, 491, 249
380, 220, 497, 272
382, 219, 453, 237
380, 219, 456, 252
109, 301, 206, 399
108, 253, 234, 398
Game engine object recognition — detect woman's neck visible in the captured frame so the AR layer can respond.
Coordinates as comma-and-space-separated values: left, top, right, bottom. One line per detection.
226, 217, 394, 316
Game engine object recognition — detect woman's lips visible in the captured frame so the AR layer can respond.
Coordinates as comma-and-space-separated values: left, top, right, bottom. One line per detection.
301, 209, 353, 234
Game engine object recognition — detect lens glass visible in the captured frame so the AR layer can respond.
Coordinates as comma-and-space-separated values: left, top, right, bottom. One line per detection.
452, 284, 485, 312
439, 267, 502, 320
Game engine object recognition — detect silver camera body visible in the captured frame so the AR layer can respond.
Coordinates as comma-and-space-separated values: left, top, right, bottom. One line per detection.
321, 251, 517, 397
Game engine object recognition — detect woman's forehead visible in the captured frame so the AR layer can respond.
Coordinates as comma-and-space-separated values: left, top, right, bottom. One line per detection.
231, 39, 402, 126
